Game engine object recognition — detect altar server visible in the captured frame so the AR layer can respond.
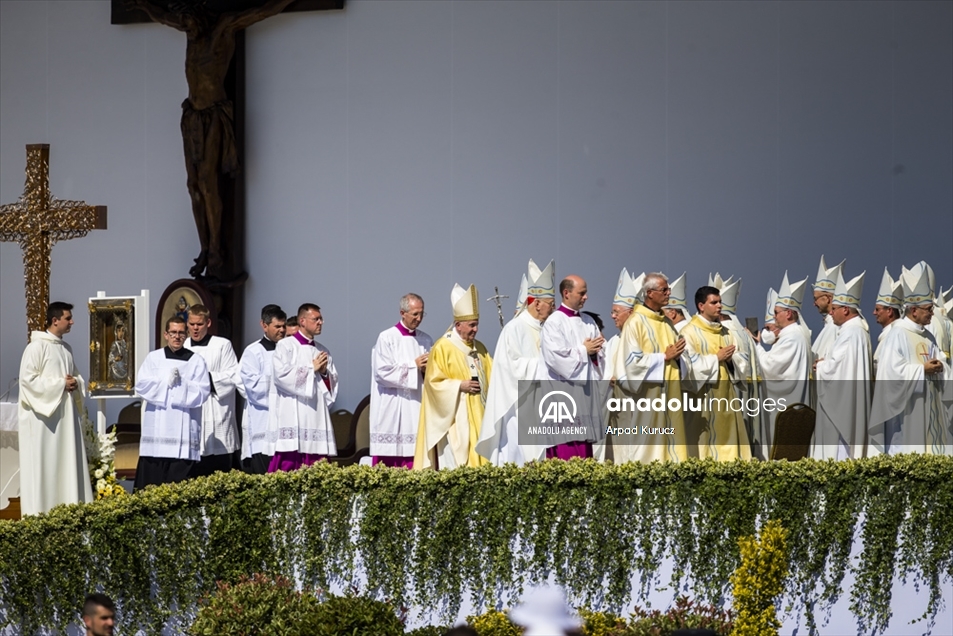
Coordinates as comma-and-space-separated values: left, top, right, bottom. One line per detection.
238, 304, 286, 474
757, 272, 813, 449
18, 302, 93, 515
370, 293, 433, 468
185, 304, 243, 476
813, 271, 872, 460
414, 285, 493, 469
613, 273, 690, 463
538, 274, 607, 459
869, 263, 952, 455
269, 303, 339, 471
478, 260, 555, 465
134, 316, 211, 490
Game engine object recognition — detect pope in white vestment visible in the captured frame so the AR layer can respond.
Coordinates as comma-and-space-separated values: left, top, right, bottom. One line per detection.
478, 259, 555, 465
370, 295, 433, 468
18, 323, 93, 515
812, 272, 872, 460
134, 333, 211, 490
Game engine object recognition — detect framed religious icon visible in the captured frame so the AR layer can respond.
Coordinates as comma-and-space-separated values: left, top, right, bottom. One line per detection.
155, 279, 217, 348
88, 298, 136, 397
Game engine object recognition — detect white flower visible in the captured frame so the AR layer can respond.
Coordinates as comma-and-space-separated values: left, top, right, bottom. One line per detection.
96, 479, 106, 491
94, 468, 104, 480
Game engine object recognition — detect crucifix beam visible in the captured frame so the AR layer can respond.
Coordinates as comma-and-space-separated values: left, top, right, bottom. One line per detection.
0, 144, 108, 340
111, 0, 344, 25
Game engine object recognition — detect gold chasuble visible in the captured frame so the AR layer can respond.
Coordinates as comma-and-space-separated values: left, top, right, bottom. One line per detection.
614, 304, 688, 463
414, 331, 492, 469
681, 316, 752, 461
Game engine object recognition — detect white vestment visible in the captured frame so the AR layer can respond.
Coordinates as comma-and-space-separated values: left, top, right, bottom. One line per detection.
926, 313, 953, 362
186, 335, 242, 456
477, 310, 543, 465
370, 324, 433, 457
873, 321, 897, 377
18, 330, 92, 515
812, 313, 839, 362
538, 307, 607, 453
813, 316, 872, 460
673, 320, 689, 334
135, 347, 211, 460
239, 338, 278, 459
723, 314, 765, 459
271, 335, 338, 456
868, 318, 953, 455
756, 323, 813, 456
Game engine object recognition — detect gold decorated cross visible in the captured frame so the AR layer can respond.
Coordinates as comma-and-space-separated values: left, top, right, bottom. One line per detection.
0, 144, 107, 340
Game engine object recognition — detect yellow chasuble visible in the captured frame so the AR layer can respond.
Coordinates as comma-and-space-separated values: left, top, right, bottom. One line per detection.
413, 331, 492, 469
682, 316, 752, 461
613, 304, 688, 463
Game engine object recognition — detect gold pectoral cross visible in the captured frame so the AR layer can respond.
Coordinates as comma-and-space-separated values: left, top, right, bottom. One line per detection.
0, 144, 107, 339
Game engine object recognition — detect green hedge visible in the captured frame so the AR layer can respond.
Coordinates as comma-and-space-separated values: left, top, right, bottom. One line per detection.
1, 456, 951, 635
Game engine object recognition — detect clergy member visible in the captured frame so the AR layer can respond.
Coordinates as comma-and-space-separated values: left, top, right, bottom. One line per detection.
757, 272, 813, 455
538, 274, 606, 460
813, 271, 872, 460
812, 256, 845, 362
238, 304, 286, 474
662, 273, 690, 333
134, 316, 211, 490
284, 315, 298, 337
869, 263, 952, 455
872, 268, 903, 375
478, 260, 556, 465
680, 286, 751, 461
414, 284, 493, 469
612, 273, 689, 463
18, 301, 93, 515
186, 304, 242, 476
711, 273, 763, 458
370, 293, 434, 468
601, 268, 641, 462
269, 303, 339, 471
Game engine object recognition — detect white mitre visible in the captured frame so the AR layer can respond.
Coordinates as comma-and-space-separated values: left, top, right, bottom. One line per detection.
938, 285, 953, 318
764, 287, 778, 324
776, 271, 809, 312
613, 268, 639, 309
832, 270, 865, 311
874, 268, 903, 310
632, 272, 647, 305
514, 273, 529, 315
451, 283, 480, 321
709, 272, 734, 290
719, 277, 742, 317
667, 272, 691, 320
814, 255, 845, 293
900, 264, 933, 308
526, 259, 555, 300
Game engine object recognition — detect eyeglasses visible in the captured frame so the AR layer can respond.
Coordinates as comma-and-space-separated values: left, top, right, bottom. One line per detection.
166, 331, 186, 337
650, 287, 671, 294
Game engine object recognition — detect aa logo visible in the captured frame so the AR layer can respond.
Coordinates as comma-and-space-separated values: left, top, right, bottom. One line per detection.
538, 390, 577, 425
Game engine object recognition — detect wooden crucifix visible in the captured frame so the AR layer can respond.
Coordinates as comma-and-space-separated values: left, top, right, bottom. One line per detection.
0, 144, 107, 340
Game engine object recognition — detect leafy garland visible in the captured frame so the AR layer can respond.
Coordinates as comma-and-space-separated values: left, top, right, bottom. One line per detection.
0, 456, 950, 635
75, 392, 125, 500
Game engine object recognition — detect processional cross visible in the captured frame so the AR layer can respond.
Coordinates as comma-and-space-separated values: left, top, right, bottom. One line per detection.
0, 144, 107, 340
487, 286, 510, 328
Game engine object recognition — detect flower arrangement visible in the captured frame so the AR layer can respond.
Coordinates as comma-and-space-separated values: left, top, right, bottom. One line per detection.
75, 392, 125, 499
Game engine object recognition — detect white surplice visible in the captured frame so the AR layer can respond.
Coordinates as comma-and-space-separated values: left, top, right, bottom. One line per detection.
135, 347, 211, 460
812, 313, 839, 362
270, 334, 338, 456
18, 330, 93, 516
239, 338, 278, 459
538, 306, 607, 453
477, 310, 543, 465
868, 317, 953, 455
186, 335, 242, 456
756, 322, 813, 455
813, 316, 872, 460
370, 324, 433, 457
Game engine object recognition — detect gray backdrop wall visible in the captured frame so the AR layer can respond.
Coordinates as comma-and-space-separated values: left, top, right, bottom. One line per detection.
2, 0, 951, 416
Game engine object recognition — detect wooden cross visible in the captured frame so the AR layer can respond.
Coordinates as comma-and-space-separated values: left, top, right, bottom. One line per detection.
0, 144, 107, 340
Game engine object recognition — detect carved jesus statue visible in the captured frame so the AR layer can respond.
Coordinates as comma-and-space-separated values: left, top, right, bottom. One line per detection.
130, 0, 297, 278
